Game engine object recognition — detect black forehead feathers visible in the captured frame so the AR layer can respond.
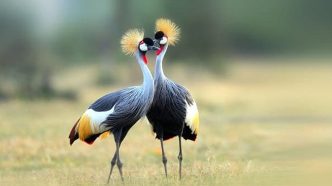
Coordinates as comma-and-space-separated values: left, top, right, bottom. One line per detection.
155, 31, 164, 39
143, 38, 154, 46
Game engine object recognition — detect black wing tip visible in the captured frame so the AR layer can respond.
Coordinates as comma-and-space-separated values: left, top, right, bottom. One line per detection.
69, 133, 78, 145
83, 134, 100, 145
69, 136, 78, 146
192, 134, 197, 141
69, 118, 80, 145
182, 126, 197, 141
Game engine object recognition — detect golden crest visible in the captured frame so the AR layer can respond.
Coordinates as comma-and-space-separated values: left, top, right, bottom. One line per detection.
121, 29, 144, 55
155, 18, 180, 45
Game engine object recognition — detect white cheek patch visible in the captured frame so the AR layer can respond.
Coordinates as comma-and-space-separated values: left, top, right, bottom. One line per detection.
139, 44, 148, 51
160, 37, 167, 45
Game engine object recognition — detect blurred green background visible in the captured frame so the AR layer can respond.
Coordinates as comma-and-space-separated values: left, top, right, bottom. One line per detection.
1, 0, 332, 186
0, 0, 331, 99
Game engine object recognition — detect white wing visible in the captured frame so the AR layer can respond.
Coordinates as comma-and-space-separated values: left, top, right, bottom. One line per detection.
185, 100, 199, 134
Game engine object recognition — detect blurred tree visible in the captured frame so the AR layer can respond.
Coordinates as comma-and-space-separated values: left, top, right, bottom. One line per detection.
0, 3, 40, 99
50, 0, 332, 62
0, 1, 71, 100
162, 0, 225, 60
1, 0, 332, 101
97, 0, 131, 86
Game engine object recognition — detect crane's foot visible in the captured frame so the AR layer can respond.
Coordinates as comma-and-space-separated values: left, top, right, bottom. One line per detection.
178, 154, 183, 180
162, 156, 168, 178
107, 157, 117, 184
178, 133, 184, 180
117, 160, 124, 182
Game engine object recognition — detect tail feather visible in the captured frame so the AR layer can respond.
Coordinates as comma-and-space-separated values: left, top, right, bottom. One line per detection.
69, 117, 111, 145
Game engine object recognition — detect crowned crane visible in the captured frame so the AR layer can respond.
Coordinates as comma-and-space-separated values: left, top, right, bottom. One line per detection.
146, 19, 199, 179
68, 29, 158, 182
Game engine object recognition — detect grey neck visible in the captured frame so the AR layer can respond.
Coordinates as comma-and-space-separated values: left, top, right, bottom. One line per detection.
154, 44, 168, 81
135, 52, 154, 97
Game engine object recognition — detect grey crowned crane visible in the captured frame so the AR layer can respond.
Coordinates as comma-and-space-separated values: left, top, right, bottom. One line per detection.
68, 29, 159, 182
146, 19, 200, 179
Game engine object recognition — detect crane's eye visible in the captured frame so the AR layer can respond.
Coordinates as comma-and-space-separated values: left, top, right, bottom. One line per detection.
160, 36, 167, 45
139, 43, 148, 52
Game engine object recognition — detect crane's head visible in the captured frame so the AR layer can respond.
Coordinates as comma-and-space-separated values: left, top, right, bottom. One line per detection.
154, 18, 180, 55
121, 29, 159, 64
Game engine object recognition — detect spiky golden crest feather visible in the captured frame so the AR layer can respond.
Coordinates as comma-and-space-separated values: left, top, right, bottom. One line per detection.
155, 18, 180, 45
121, 29, 144, 55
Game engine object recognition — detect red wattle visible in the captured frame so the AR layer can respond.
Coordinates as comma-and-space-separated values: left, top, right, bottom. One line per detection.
142, 55, 148, 64
156, 46, 164, 55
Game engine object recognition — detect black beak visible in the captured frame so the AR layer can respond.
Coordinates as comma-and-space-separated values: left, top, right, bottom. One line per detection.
148, 40, 160, 51
153, 39, 160, 46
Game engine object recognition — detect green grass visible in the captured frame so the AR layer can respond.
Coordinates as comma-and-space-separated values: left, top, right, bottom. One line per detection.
1, 58, 332, 185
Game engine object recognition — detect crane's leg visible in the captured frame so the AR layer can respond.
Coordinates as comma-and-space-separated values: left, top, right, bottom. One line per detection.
178, 123, 185, 180
106, 129, 124, 183
160, 132, 168, 177
107, 152, 117, 183
115, 140, 124, 182
115, 128, 124, 182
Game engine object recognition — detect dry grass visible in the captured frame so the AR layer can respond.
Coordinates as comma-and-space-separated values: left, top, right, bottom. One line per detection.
1, 58, 332, 186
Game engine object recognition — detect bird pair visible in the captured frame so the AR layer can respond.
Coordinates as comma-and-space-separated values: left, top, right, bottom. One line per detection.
68, 18, 199, 183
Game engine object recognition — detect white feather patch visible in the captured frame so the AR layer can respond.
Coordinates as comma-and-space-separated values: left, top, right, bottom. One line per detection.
185, 101, 199, 133
160, 37, 167, 45
139, 43, 148, 51
85, 106, 115, 133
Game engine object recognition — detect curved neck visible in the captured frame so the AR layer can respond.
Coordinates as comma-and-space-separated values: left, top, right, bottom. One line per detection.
135, 52, 154, 95
155, 44, 168, 81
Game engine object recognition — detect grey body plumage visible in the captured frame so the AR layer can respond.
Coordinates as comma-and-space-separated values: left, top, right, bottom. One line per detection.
148, 77, 196, 140
147, 44, 197, 141
69, 36, 157, 182
70, 51, 154, 144
91, 52, 154, 133
147, 32, 199, 179
88, 85, 151, 137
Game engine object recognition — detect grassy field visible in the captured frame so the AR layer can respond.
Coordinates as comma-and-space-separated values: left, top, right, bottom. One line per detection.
1, 58, 332, 186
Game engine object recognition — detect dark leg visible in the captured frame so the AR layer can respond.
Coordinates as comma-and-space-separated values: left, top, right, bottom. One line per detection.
106, 129, 124, 183
160, 133, 168, 177
107, 152, 117, 183
115, 137, 124, 182
178, 124, 185, 180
